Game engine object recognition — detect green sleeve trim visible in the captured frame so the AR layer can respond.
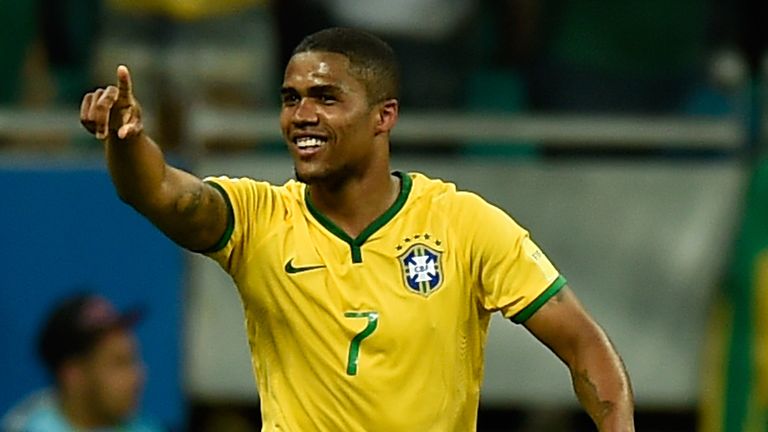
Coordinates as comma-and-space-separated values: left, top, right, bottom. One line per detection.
196, 180, 235, 254
511, 275, 567, 324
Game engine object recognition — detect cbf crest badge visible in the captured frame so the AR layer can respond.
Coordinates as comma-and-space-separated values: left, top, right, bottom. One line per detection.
398, 243, 443, 296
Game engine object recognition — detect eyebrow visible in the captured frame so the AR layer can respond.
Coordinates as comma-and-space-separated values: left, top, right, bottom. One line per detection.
280, 84, 343, 96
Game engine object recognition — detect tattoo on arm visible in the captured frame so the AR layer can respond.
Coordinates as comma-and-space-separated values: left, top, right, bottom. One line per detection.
574, 368, 615, 424
175, 184, 205, 217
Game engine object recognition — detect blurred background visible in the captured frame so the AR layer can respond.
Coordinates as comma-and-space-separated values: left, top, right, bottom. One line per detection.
1, 0, 766, 431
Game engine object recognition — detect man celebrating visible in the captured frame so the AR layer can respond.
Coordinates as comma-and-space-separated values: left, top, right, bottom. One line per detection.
80, 27, 634, 431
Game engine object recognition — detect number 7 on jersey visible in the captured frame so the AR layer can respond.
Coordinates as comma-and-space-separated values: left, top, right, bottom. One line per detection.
344, 311, 379, 376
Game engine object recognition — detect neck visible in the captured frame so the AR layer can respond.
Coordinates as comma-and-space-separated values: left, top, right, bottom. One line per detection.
308, 165, 400, 238
59, 390, 110, 429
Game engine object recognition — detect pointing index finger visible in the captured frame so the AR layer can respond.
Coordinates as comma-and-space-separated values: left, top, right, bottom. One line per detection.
116, 65, 133, 97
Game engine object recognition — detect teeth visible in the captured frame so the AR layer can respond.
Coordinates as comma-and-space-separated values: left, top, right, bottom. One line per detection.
296, 137, 325, 148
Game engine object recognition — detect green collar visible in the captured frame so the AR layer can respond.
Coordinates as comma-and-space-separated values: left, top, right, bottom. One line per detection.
305, 171, 412, 263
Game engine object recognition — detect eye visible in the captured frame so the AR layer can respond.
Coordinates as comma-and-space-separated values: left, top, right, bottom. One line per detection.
281, 93, 299, 106
320, 94, 337, 105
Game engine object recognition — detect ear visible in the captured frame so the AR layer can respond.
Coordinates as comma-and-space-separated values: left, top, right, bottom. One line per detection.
374, 99, 399, 135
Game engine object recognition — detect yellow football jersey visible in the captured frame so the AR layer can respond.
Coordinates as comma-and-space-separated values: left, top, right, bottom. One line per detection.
203, 171, 565, 432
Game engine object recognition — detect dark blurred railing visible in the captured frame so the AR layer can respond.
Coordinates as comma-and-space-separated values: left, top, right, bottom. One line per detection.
0, 107, 745, 153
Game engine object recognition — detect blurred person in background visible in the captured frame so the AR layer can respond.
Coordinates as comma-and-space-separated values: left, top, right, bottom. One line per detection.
0, 0, 101, 106
103, 0, 274, 104
99, 0, 274, 150
273, 0, 480, 110
701, 157, 768, 432
522, 0, 715, 115
1, 293, 163, 432
699, 2, 767, 429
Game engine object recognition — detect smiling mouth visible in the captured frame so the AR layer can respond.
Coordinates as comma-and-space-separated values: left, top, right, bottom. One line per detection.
293, 136, 329, 158
295, 136, 327, 149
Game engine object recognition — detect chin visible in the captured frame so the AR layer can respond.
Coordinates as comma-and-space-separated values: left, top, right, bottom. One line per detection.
294, 166, 328, 185
294, 164, 354, 188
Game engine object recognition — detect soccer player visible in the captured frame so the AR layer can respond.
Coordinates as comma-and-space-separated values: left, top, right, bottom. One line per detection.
80, 27, 634, 431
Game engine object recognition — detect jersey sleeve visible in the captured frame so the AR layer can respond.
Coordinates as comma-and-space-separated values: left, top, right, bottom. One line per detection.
201, 176, 285, 274
462, 193, 567, 323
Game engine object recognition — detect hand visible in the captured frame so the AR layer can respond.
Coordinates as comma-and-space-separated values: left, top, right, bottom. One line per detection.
80, 65, 144, 141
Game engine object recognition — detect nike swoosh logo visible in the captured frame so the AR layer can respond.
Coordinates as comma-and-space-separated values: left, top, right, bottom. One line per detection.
285, 258, 326, 274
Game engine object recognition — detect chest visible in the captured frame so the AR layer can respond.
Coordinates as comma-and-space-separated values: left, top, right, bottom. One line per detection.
235, 214, 474, 345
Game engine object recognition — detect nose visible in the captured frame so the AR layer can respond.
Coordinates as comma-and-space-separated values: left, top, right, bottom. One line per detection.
292, 98, 319, 125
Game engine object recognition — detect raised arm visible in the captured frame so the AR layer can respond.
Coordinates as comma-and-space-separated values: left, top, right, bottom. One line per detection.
522, 286, 635, 431
80, 65, 227, 251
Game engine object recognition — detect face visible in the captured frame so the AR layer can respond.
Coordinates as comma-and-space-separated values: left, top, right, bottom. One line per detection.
77, 329, 145, 425
280, 51, 382, 186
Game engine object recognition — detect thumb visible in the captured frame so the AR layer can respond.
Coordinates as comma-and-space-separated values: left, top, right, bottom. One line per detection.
118, 124, 138, 140
116, 65, 134, 98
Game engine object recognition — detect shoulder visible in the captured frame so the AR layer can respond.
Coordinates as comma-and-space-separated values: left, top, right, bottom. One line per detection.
407, 171, 459, 204
2, 390, 70, 432
407, 171, 504, 216
203, 175, 304, 203
123, 416, 166, 432
406, 172, 528, 244
203, 175, 293, 192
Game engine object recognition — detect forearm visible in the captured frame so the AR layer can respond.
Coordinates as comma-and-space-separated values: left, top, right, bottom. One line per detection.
522, 286, 634, 431
105, 131, 169, 208
570, 331, 634, 431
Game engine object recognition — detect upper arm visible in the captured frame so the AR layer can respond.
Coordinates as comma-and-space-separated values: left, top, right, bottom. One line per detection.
149, 166, 229, 252
521, 285, 611, 367
460, 192, 562, 318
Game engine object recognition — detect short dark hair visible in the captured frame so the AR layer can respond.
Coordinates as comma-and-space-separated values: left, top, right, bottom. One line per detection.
293, 27, 400, 104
